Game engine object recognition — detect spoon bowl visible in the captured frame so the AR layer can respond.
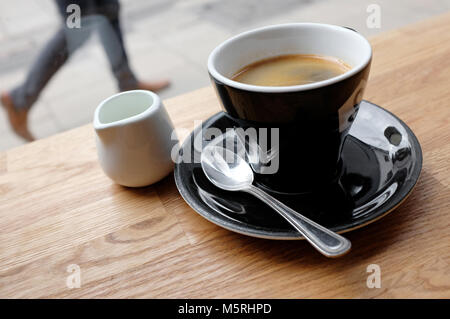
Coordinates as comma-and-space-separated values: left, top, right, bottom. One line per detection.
201, 146, 254, 191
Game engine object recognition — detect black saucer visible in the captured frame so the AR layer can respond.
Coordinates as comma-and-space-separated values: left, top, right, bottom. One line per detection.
174, 101, 422, 239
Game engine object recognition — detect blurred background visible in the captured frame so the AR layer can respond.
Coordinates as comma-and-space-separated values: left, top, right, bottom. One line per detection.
0, 0, 449, 150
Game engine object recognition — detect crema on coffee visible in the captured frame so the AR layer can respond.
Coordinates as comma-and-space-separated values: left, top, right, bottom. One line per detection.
231, 54, 351, 86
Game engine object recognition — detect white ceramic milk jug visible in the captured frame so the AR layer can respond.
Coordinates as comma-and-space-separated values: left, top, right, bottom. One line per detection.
94, 90, 177, 187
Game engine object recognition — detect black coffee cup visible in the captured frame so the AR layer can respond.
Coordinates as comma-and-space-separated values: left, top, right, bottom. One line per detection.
207, 23, 372, 192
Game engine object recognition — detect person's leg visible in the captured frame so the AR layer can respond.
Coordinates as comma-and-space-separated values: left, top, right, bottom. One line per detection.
95, 0, 169, 91
1, 0, 94, 141
10, 0, 97, 110
95, 0, 137, 91
1, 28, 70, 141
9, 30, 69, 111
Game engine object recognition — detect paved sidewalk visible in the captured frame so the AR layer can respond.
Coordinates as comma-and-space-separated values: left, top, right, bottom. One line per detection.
0, 0, 449, 150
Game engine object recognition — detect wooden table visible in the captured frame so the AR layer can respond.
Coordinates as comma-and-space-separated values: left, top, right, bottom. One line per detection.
1, 13, 449, 299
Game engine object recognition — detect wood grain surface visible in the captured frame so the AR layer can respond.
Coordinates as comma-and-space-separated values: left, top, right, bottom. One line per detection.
1, 13, 449, 298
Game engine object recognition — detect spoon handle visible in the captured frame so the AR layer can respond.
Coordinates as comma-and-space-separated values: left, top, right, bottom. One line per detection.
246, 185, 351, 257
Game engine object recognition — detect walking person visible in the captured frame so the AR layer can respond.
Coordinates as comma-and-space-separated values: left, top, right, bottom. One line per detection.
1, 0, 169, 141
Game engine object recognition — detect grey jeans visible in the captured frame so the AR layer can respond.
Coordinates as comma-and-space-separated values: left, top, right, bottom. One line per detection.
11, 0, 138, 110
